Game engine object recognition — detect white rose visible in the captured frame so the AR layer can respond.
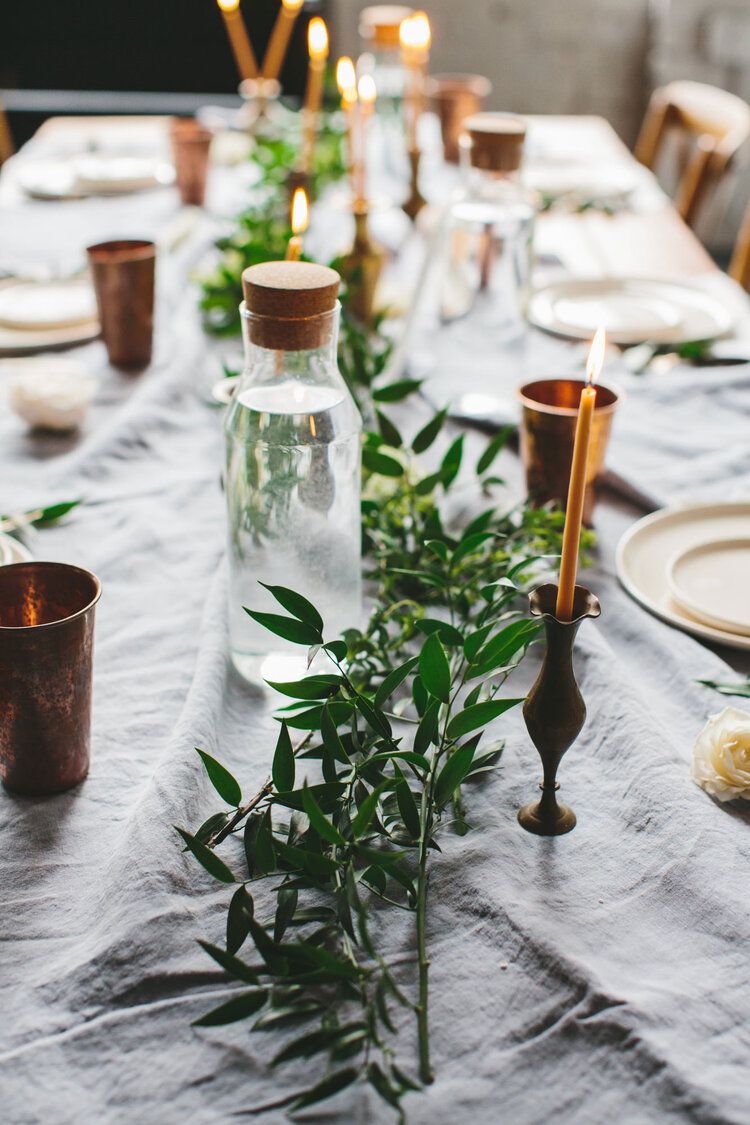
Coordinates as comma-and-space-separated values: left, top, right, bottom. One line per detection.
691, 706, 750, 802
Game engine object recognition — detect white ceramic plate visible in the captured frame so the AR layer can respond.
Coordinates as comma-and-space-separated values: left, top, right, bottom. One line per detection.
0, 532, 32, 566
616, 502, 750, 651
17, 157, 173, 200
0, 280, 97, 330
0, 280, 99, 356
528, 277, 735, 346
668, 538, 750, 637
524, 162, 639, 204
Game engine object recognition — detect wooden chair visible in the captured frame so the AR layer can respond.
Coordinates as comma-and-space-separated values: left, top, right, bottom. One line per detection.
635, 80, 750, 229
0, 102, 14, 166
729, 198, 750, 291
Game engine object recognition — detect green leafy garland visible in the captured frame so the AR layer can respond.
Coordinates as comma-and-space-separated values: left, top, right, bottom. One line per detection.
182, 114, 591, 1119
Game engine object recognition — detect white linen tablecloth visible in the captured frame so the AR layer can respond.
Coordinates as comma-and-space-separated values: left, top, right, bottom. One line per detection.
1, 117, 750, 1125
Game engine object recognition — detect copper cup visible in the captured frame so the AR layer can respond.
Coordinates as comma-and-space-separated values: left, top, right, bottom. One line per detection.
427, 73, 492, 163
170, 117, 213, 206
0, 561, 101, 797
86, 238, 156, 368
518, 378, 619, 525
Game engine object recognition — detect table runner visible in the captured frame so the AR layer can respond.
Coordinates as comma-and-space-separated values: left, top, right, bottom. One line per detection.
1, 118, 750, 1125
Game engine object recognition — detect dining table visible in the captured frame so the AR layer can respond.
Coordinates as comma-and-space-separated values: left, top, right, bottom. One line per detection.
1, 106, 749, 1125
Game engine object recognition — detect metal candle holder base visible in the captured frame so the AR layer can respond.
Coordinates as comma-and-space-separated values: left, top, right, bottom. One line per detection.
339, 205, 385, 325
402, 149, 427, 221
518, 582, 601, 836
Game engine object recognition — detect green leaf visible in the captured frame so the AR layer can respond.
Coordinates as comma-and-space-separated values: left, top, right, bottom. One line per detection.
368, 1061, 401, 1109
415, 619, 464, 647
374, 656, 419, 708
193, 811, 229, 845
254, 809, 276, 875
697, 676, 750, 698
435, 743, 477, 808
476, 425, 514, 474
275, 839, 340, 879
226, 885, 253, 954
412, 408, 447, 454
176, 828, 236, 884
258, 582, 324, 633
355, 693, 392, 739
198, 941, 260, 985
244, 610, 322, 646
285, 700, 353, 730
195, 749, 242, 807
446, 698, 523, 740
372, 378, 422, 402
272, 1027, 357, 1067
351, 779, 391, 838
419, 633, 451, 703
292, 1066, 360, 1109
273, 887, 298, 943
395, 769, 421, 839
266, 674, 342, 700
425, 539, 449, 562
193, 989, 268, 1027
272, 721, 295, 792
471, 620, 542, 676
414, 470, 442, 496
439, 434, 464, 488
302, 784, 346, 845
414, 698, 440, 755
362, 447, 404, 477
29, 499, 82, 527
376, 409, 403, 449
451, 531, 496, 566
464, 624, 494, 662
321, 702, 351, 764
323, 639, 348, 663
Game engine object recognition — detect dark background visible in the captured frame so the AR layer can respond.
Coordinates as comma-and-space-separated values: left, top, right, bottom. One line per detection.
1, 0, 326, 145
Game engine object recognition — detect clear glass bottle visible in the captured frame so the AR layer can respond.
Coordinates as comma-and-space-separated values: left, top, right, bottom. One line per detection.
224, 261, 362, 685
440, 112, 536, 340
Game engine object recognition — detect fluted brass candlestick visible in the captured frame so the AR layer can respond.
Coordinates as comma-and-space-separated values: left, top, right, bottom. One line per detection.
518, 582, 601, 836
403, 148, 426, 221
339, 205, 385, 324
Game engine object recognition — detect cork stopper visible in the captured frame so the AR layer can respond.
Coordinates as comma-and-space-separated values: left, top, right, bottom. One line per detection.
241, 261, 340, 350
462, 112, 527, 172
359, 5, 414, 48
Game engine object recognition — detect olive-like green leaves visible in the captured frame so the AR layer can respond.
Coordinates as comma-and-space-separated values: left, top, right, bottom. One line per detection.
272, 722, 295, 793
419, 633, 451, 703
196, 749, 242, 807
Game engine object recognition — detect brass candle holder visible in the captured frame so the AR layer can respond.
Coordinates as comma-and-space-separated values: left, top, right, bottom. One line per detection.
338, 204, 385, 325
518, 582, 601, 836
402, 148, 427, 221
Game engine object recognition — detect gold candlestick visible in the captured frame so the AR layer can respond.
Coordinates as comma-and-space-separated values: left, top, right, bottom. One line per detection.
339, 204, 385, 325
403, 147, 426, 220
216, 0, 258, 82
262, 0, 304, 82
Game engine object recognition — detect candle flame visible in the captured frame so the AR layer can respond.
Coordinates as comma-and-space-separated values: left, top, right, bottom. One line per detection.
307, 17, 329, 60
399, 11, 431, 53
291, 186, 309, 235
357, 73, 377, 106
336, 56, 357, 98
217, 0, 240, 11
281, 0, 304, 10
586, 325, 606, 385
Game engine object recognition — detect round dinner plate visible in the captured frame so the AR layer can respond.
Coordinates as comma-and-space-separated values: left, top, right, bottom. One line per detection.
0, 280, 99, 357
17, 156, 173, 200
524, 162, 639, 204
0, 532, 32, 566
528, 277, 735, 346
0, 280, 97, 330
616, 502, 750, 651
668, 538, 750, 637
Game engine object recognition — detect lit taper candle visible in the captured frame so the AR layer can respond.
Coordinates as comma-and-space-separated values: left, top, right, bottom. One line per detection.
216, 0, 258, 82
399, 10, 431, 151
300, 17, 329, 172
556, 326, 606, 621
262, 0, 304, 82
285, 187, 309, 260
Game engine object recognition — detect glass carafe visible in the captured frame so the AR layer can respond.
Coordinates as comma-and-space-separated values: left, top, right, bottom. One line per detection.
224, 265, 362, 685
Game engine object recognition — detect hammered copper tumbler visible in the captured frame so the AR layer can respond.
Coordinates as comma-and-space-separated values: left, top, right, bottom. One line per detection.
170, 117, 212, 206
0, 561, 101, 796
427, 73, 492, 163
87, 239, 155, 368
518, 379, 619, 525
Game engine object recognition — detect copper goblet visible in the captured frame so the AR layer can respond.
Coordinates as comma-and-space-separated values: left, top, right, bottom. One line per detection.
518, 378, 619, 525
170, 117, 213, 207
0, 561, 101, 796
87, 238, 156, 369
427, 73, 492, 163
